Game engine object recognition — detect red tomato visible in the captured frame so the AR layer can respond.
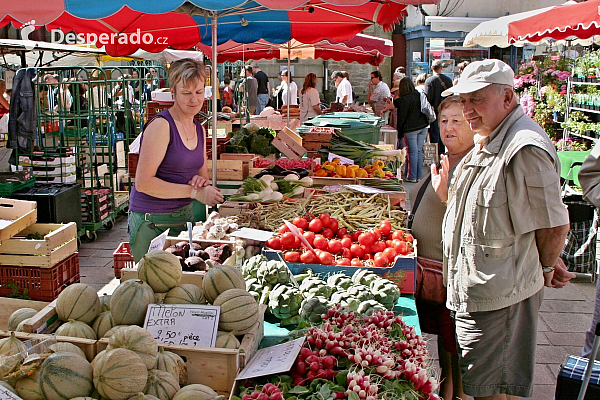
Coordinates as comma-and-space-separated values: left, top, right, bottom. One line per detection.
351, 258, 364, 267
279, 224, 290, 234
380, 220, 392, 236
300, 251, 318, 264
313, 236, 329, 251
358, 232, 376, 246
318, 251, 334, 265
280, 232, 295, 249
342, 248, 352, 259
371, 241, 386, 253
337, 228, 348, 237
361, 244, 372, 256
266, 237, 282, 250
309, 218, 323, 233
322, 228, 334, 239
293, 217, 308, 230
284, 251, 301, 263
391, 230, 405, 240
342, 234, 352, 240
294, 236, 302, 249
303, 231, 315, 245
341, 237, 353, 249
393, 240, 408, 255
329, 218, 339, 233
374, 253, 389, 267
328, 240, 343, 254
336, 258, 351, 266
383, 247, 397, 261
386, 240, 394, 248
319, 213, 332, 228
405, 233, 414, 243
296, 227, 304, 234
363, 252, 373, 261
372, 228, 382, 241
350, 244, 364, 259
351, 230, 362, 242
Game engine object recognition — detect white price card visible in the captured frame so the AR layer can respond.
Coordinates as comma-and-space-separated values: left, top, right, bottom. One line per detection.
143, 304, 220, 347
327, 152, 354, 165
230, 227, 274, 242
0, 386, 23, 400
148, 228, 169, 253
345, 184, 387, 194
236, 337, 305, 380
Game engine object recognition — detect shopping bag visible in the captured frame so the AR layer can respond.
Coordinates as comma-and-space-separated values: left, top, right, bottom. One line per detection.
419, 92, 436, 123
0, 114, 8, 134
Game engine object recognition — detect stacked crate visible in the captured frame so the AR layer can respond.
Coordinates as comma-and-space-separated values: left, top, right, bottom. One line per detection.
300, 132, 332, 159
19, 153, 77, 184
81, 188, 113, 224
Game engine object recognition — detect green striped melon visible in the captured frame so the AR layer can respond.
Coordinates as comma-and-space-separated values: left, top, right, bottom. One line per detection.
99, 295, 112, 312
154, 348, 187, 386
91, 350, 106, 370
202, 265, 246, 304
8, 308, 38, 331
213, 289, 259, 335
39, 351, 93, 400
0, 380, 16, 394
56, 283, 101, 324
48, 342, 87, 360
110, 280, 154, 325
103, 325, 128, 338
215, 331, 240, 349
172, 384, 219, 400
106, 325, 158, 369
55, 320, 97, 340
70, 398, 96, 400
164, 284, 206, 305
93, 348, 148, 400
91, 312, 114, 339
0, 331, 27, 354
143, 369, 180, 400
15, 370, 42, 400
138, 251, 183, 293
129, 394, 160, 400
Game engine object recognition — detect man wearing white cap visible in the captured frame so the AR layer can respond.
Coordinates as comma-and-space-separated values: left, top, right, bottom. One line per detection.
432, 59, 574, 399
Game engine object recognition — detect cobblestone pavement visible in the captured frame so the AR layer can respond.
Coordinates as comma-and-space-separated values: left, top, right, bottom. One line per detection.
79, 210, 598, 400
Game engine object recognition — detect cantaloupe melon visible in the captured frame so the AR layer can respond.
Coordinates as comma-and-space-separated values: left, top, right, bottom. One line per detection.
0, 332, 27, 354
48, 342, 87, 360
106, 325, 158, 369
0, 380, 16, 394
129, 393, 160, 400
110, 280, 154, 326
8, 308, 37, 331
143, 369, 180, 400
202, 265, 245, 303
103, 325, 128, 338
154, 348, 187, 386
56, 283, 101, 324
15, 319, 30, 332
99, 295, 112, 312
69, 397, 96, 400
39, 351, 93, 400
213, 289, 259, 335
91, 311, 114, 339
138, 251, 183, 293
55, 320, 97, 340
172, 384, 219, 400
15, 370, 42, 400
93, 348, 148, 400
91, 350, 106, 370
215, 331, 240, 349
163, 284, 205, 305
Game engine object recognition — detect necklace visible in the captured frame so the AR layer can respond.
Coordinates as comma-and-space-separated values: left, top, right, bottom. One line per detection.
173, 109, 196, 141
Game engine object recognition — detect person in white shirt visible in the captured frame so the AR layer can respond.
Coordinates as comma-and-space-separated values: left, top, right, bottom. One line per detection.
280, 69, 298, 106
300, 73, 322, 122
368, 70, 391, 117
332, 71, 352, 105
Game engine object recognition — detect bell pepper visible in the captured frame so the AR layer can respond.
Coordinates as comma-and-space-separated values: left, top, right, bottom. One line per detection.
373, 169, 386, 178
374, 160, 385, 169
347, 165, 359, 171
356, 168, 368, 178
364, 164, 374, 172
331, 157, 341, 164
322, 164, 335, 172
336, 164, 347, 177
315, 169, 328, 177
346, 168, 356, 178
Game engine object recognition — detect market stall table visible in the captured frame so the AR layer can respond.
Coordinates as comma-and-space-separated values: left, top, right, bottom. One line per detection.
260, 295, 420, 348
557, 150, 591, 187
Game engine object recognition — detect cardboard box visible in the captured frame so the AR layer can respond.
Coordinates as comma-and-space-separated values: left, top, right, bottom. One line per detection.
19, 155, 76, 167
0, 198, 37, 244
0, 223, 78, 267
218, 201, 253, 217
272, 127, 306, 159
220, 153, 258, 162
206, 160, 249, 180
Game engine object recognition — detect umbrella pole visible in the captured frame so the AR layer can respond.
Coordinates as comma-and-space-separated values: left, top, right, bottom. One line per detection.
211, 13, 218, 188
287, 45, 291, 126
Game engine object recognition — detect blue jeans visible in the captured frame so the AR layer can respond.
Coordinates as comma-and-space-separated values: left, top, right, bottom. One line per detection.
257, 94, 269, 115
429, 120, 445, 155
404, 127, 428, 180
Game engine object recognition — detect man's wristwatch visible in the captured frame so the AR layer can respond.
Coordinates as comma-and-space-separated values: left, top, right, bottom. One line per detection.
542, 265, 555, 273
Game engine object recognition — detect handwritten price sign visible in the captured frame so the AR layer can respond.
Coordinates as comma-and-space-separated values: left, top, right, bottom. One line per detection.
143, 304, 220, 347
236, 337, 305, 380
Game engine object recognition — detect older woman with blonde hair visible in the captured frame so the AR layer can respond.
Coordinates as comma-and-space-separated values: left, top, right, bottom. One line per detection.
128, 58, 223, 262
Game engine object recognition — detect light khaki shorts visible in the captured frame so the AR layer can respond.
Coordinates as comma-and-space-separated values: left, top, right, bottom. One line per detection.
454, 289, 543, 398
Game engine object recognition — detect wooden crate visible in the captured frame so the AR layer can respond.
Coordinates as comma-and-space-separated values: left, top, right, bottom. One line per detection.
207, 160, 249, 180
96, 304, 266, 396
0, 198, 37, 244
0, 297, 48, 330
0, 223, 78, 267
220, 153, 258, 162
310, 176, 357, 186
272, 127, 306, 159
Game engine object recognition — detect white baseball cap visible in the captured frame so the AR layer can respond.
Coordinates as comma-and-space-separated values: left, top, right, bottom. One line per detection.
442, 59, 514, 96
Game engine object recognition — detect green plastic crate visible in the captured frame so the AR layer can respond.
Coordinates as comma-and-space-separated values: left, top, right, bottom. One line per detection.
299, 113, 384, 144
0, 177, 36, 197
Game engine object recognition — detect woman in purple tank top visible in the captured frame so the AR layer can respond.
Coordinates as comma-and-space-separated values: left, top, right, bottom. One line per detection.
128, 59, 224, 262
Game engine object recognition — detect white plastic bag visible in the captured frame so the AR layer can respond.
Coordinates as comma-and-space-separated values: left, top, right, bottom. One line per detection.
0, 113, 9, 134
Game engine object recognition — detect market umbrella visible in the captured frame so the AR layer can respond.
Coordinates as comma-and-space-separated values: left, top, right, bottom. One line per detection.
508, 0, 600, 44
0, 0, 432, 184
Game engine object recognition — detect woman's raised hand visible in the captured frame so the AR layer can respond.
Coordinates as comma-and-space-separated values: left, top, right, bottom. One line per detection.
431, 154, 450, 204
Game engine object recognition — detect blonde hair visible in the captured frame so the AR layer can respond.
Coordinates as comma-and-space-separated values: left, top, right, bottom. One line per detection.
168, 58, 206, 93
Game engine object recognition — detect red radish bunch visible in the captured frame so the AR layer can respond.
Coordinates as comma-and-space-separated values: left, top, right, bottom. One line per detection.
290, 347, 338, 386
345, 369, 379, 400
253, 158, 313, 170
241, 383, 283, 400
